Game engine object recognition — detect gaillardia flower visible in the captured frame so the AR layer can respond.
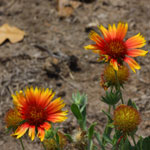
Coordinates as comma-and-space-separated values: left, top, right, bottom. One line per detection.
43, 132, 67, 150
113, 105, 141, 133
84, 23, 148, 72
12, 87, 67, 141
5, 108, 23, 129
101, 64, 129, 88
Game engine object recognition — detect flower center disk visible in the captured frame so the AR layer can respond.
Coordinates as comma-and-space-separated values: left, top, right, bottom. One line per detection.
105, 41, 127, 59
24, 106, 47, 126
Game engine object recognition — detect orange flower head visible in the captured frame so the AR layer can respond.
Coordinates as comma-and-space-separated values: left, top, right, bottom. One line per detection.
12, 87, 68, 141
5, 108, 23, 129
113, 104, 141, 133
43, 132, 67, 150
103, 64, 129, 85
84, 23, 148, 72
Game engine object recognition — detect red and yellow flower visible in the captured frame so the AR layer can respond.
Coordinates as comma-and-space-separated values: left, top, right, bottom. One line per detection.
12, 87, 67, 141
113, 104, 141, 133
5, 108, 23, 129
84, 23, 148, 72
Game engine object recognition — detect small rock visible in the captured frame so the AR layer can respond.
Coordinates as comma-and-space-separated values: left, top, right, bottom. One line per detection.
85, 21, 99, 32
141, 94, 147, 99
44, 57, 60, 79
68, 55, 81, 72
102, 1, 109, 6
79, 0, 95, 3
51, 57, 60, 65
57, 91, 66, 97
98, 13, 107, 19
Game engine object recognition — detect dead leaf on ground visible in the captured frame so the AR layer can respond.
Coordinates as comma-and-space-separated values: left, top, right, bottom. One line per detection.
0, 24, 26, 45
57, 0, 81, 17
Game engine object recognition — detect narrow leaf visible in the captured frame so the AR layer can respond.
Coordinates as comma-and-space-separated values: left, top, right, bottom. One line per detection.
71, 103, 83, 120
88, 122, 97, 140
94, 132, 105, 150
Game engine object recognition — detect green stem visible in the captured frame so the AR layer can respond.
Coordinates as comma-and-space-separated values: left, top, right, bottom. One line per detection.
42, 142, 46, 150
113, 105, 115, 110
108, 105, 111, 114
102, 105, 112, 145
95, 132, 105, 150
114, 70, 124, 104
131, 135, 139, 150
19, 138, 25, 150
55, 137, 60, 150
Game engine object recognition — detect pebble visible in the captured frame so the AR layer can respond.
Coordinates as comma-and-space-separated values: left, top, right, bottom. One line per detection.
85, 20, 99, 32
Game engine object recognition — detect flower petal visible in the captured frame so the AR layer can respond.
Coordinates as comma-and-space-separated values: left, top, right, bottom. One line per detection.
124, 57, 140, 73
37, 127, 45, 141
84, 44, 100, 51
38, 89, 55, 108
12, 123, 29, 139
116, 22, 128, 40
47, 98, 66, 114
108, 24, 117, 39
40, 122, 51, 130
99, 25, 111, 41
127, 49, 148, 57
125, 33, 146, 49
88, 30, 105, 47
110, 59, 118, 71
28, 126, 35, 141
12, 91, 26, 107
48, 111, 68, 123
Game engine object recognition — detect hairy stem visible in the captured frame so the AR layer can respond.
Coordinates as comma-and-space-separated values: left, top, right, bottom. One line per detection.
19, 138, 25, 150
114, 70, 124, 104
42, 142, 46, 150
131, 135, 139, 150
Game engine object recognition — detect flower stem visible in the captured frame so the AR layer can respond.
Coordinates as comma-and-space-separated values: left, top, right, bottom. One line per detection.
113, 105, 115, 110
108, 105, 111, 113
131, 135, 139, 150
42, 142, 46, 150
19, 138, 25, 150
114, 70, 124, 104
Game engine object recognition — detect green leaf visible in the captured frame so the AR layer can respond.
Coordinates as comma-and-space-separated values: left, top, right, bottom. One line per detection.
45, 128, 54, 139
142, 136, 150, 150
71, 103, 83, 121
120, 138, 133, 150
103, 135, 113, 145
102, 110, 112, 121
88, 140, 93, 150
112, 130, 122, 146
101, 91, 121, 105
64, 133, 73, 142
88, 123, 97, 150
107, 123, 115, 128
94, 132, 105, 150
137, 136, 143, 150
128, 128, 138, 137
88, 122, 97, 140
102, 126, 113, 146
72, 92, 87, 108
55, 132, 59, 145
127, 99, 137, 109
93, 145, 98, 150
